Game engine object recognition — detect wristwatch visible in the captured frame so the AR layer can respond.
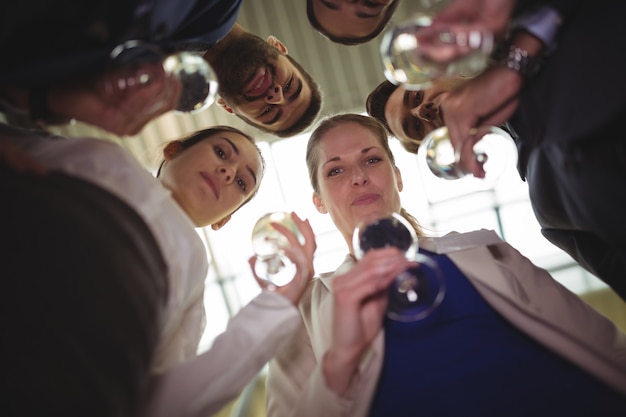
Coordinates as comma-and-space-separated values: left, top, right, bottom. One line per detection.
498, 44, 541, 78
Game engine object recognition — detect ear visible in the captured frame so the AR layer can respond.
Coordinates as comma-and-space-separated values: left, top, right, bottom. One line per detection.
163, 141, 183, 161
266, 35, 288, 54
394, 166, 403, 192
217, 97, 234, 114
211, 214, 231, 231
312, 192, 327, 214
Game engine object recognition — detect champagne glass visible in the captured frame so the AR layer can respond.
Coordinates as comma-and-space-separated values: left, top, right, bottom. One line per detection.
380, 1, 512, 185
352, 212, 445, 322
251, 211, 305, 288
380, 0, 493, 90
105, 40, 218, 114
416, 125, 517, 186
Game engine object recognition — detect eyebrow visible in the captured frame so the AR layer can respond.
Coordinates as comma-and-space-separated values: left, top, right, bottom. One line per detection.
264, 110, 283, 126
403, 90, 410, 106
262, 77, 303, 126
222, 136, 257, 185
355, 10, 380, 19
321, 147, 377, 167
319, 0, 379, 18
319, 0, 339, 11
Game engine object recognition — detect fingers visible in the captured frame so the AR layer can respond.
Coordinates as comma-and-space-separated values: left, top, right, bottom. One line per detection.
249, 255, 280, 292
291, 212, 317, 257
281, 245, 311, 283
261, 212, 318, 305
333, 248, 409, 304
456, 130, 485, 177
269, 211, 317, 274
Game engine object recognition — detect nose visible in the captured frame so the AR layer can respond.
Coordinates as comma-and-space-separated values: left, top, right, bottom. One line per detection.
265, 84, 285, 105
218, 164, 236, 183
351, 167, 369, 186
411, 101, 439, 123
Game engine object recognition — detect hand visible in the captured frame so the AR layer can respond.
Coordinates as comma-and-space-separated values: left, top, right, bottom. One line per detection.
48, 64, 180, 137
248, 212, 317, 305
442, 65, 522, 176
322, 247, 413, 395
431, 0, 516, 41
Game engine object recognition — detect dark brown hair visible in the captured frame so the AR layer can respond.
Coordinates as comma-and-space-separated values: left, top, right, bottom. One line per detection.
307, 0, 400, 46
157, 126, 265, 209
366, 79, 421, 154
366, 79, 397, 135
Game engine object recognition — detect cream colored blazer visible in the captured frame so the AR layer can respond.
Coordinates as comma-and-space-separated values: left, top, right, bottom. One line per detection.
266, 230, 626, 417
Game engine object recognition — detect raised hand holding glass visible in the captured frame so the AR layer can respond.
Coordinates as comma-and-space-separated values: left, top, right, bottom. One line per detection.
352, 212, 445, 322
104, 41, 218, 115
380, 0, 493, 91
251, 211, 305, 288
379, 1, 516, 185
417, 125, 517, 186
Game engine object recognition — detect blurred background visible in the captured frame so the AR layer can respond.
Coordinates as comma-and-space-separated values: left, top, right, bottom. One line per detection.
44, 1, 625, 416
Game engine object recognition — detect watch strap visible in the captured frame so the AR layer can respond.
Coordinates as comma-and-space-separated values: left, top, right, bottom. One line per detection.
496, 44, 541, 78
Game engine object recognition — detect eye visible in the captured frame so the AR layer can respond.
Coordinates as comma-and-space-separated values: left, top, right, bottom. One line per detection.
214, 145, 227, 159
412, 90, 424, 107
284, 78, 293, 92
262, 105, 273, 116
236, 177, 247, 192
413, 118, 424, 138
327, 167, 343, 177
365, 156, 382, 165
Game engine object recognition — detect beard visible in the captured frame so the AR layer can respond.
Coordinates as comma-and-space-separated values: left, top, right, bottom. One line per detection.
213, 32, 280, 105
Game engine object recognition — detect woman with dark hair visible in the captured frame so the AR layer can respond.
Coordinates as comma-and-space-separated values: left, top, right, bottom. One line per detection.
1, 122, 316, 416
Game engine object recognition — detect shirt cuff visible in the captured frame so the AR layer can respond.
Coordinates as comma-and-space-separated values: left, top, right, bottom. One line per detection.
511, 5, 563, 53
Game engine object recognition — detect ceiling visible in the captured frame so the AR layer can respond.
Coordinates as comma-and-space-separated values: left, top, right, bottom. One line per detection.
53, 0, 415, 169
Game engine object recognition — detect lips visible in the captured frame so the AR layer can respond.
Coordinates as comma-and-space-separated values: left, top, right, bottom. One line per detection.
352, 193, 380, 206
245, 67, 272, 97
200, 172, 219, 198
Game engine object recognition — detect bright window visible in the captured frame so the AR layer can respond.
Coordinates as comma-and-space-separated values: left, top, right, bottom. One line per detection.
196, 131, 604, 353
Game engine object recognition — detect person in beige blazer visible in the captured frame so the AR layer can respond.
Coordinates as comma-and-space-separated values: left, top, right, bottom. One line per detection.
265, 113, 626, 417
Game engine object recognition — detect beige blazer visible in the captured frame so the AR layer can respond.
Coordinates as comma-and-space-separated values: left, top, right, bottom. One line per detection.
265, 230, 626, 417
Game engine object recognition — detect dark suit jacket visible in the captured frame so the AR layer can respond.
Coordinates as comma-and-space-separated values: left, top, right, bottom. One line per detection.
510, 0, 626, 299
1, 169, 168, 416
0, 0, 242, 87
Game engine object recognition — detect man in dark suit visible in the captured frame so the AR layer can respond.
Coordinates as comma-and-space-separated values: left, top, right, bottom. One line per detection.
436, 0, 626, 300
0, 0, 321, 137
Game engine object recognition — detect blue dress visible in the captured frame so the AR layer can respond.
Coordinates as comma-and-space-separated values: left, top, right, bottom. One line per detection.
368, 251, 626, 417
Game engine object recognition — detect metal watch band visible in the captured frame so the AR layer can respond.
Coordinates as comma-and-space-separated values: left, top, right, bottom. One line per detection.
499, 44, 541, 78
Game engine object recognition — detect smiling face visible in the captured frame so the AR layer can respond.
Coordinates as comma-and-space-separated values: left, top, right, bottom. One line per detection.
310, 0, 397, 42
310, 120, 403, 247
158, 131, 263, 228
214, 33, 313, 134
384, 77, 466, 150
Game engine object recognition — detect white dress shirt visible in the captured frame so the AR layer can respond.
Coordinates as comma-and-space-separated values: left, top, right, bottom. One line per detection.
7, 127, 301, 416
